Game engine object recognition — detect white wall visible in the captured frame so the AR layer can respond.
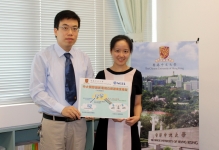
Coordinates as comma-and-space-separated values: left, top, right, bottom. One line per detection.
157, 0, 219, 149
0, 103, 42, 129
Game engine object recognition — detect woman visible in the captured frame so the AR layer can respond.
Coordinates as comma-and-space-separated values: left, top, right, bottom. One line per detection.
93, 35, 142, 150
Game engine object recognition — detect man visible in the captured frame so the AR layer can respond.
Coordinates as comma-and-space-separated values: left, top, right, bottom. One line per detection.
29, 10, 94, 150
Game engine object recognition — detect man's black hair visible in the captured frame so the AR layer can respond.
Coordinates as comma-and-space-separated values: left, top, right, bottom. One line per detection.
54, 10, 80, 29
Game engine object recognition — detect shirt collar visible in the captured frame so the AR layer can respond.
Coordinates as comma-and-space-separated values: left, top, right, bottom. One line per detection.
54, 43, 75, 58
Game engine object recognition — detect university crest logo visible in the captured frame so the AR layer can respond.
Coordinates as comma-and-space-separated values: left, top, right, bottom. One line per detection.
155, 46, 174, 62
85, 78, 89, 83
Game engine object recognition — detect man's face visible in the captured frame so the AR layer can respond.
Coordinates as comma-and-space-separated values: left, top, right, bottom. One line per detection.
54, 18, 79, 52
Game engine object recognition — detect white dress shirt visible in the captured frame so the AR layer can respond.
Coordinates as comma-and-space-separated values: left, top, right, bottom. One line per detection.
29, 43, 94, 116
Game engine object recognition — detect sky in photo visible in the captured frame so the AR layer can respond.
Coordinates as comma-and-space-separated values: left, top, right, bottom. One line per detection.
131, 41, 199, 77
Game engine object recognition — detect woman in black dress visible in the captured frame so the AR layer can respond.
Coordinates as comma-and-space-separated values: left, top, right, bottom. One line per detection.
93, 35, 142, 150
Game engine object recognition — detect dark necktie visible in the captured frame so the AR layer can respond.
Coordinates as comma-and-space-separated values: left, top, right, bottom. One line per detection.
64, 53, 77, 105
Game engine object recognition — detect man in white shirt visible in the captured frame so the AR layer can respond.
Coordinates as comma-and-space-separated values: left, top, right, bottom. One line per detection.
29, 10, 94, 150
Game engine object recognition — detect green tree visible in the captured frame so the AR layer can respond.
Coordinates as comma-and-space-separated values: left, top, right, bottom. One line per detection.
140, 115, 152, 139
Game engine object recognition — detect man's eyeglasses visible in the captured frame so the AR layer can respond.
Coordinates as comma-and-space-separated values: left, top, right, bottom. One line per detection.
58, 26, 79, 32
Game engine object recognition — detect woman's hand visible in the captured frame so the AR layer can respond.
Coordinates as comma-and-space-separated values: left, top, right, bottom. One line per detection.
112, 118, 125, 122
125, 116, 140, 126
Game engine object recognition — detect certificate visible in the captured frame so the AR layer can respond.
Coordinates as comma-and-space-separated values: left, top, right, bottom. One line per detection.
78, 78, 131, 119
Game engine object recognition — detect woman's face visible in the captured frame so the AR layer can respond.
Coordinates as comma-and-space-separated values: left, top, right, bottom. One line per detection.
111, 40, 131, 67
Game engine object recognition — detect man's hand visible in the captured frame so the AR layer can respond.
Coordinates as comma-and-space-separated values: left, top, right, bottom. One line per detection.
125, 116, 140, 126
61, 106, 81, 119
85, 117, 94, 120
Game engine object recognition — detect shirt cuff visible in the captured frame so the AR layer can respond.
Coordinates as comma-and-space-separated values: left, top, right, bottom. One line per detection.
53, 103, 65, 114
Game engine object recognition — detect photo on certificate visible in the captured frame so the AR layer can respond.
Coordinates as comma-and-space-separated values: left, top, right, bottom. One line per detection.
78, 78, 131, 119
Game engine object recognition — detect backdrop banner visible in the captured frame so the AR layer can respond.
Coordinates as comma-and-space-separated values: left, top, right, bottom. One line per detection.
131, 41, 199, 149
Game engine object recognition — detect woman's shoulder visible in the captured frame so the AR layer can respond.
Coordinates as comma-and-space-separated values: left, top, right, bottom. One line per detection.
97, 70, 104, 74
96, 70, 105, 79
135, 69, 142, 74
132, 68, 142, 78
132, 68, 141, 74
